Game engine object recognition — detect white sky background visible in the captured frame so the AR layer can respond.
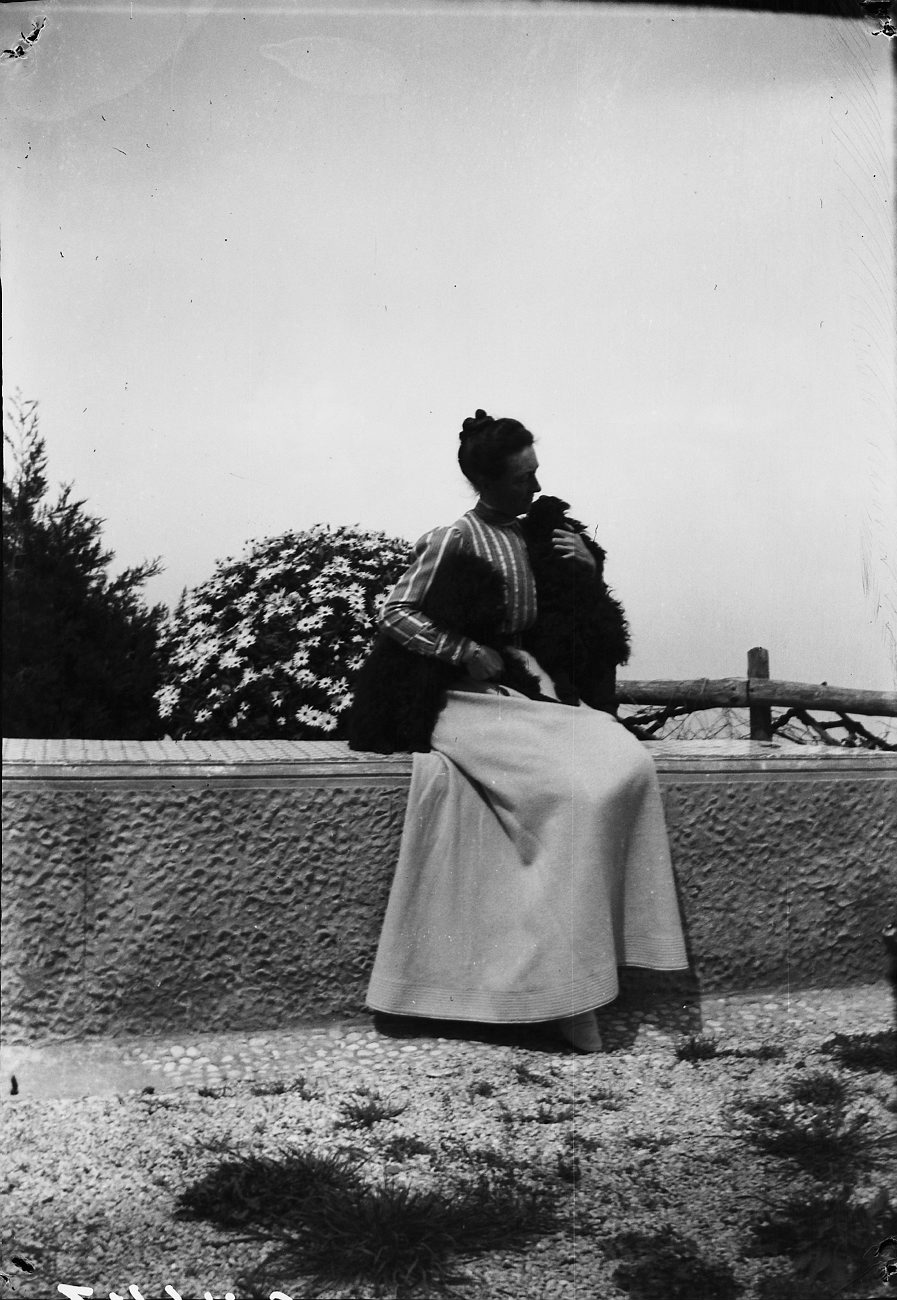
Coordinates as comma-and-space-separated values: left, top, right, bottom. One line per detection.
2, 1, 895, 691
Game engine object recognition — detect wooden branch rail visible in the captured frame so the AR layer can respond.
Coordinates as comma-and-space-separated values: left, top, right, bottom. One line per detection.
615, 679, 897, 718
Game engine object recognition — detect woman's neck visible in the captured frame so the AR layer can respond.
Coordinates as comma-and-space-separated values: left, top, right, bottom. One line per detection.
475, 498, 521, 523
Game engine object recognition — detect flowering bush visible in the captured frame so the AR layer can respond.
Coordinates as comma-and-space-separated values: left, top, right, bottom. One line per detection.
157, 525, 413, 739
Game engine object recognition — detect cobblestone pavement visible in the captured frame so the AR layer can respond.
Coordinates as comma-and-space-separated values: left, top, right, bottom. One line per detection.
2, 982, 891, 1101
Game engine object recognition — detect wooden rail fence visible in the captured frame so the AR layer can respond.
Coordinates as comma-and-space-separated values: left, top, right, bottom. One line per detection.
616, 647, 897, 743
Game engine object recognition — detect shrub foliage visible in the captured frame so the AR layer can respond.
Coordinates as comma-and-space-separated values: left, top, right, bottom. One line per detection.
157, 524, 413, 739
3, 396, 166, 739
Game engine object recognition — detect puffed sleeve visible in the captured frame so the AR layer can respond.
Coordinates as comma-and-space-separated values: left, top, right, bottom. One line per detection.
378, 525, 474, 666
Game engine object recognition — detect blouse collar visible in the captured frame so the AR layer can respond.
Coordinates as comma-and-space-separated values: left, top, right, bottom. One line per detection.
473, 499, 524, 528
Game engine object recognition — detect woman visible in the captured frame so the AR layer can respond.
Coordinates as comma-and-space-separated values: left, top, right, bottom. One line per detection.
365, 409, 688, 1051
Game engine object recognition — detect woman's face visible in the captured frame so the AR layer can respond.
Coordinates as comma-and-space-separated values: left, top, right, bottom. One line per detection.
480, 445, 541, 517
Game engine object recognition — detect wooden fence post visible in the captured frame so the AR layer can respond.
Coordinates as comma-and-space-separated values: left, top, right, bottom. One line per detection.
748, 646, 772, 741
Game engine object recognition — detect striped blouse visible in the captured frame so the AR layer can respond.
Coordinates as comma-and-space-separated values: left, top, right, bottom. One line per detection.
379, 501, 538, 666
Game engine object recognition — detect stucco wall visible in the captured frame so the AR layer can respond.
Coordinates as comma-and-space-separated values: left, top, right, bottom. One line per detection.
2, 738, 894, 1043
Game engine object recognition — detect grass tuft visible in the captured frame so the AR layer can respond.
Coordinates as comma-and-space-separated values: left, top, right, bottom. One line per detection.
820, 1029, 896, 1074
675, 1033, 720, 1062
250, 1080, 287, 1097
750, 1186, 894, 1298
675, 1035, 786, 1065
175, 1148, 357, 1227
608, 1227, 739, 1300
379, 1132, 433, 1162
534, 1100, 575, 1125
336, 1086, 407, 1129
563, 1130, 602, 1155
731, 1069, 890, 1180
179, 1145, 562, 1294
787, 1069, 847, 1109
586, 1084, 624, 1109
556, 1151, 581, 1183
727, 1042, 786, 1062
433, 1139, 526, 1177
512, 1061, 551, 1087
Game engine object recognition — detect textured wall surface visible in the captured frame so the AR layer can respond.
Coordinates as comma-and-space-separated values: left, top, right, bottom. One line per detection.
3, 739, 895, 1042
663, 771, 894, 992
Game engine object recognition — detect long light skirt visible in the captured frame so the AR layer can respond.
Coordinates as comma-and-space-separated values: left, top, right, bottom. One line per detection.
366, 689, 689, 1024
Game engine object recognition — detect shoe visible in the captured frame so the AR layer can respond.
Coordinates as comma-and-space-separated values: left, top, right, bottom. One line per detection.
557, 1011, 603, 1053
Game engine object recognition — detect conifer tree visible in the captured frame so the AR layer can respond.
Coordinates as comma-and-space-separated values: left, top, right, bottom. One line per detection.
3, 396, 166, 738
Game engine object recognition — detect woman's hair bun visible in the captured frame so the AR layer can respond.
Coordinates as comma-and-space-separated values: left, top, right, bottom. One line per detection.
457, 409, 534, 484
460, 409, 492, 441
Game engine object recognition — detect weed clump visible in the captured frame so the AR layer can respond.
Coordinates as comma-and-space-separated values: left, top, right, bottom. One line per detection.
379, 1133, 433, 1163
733, 1063, 896, 1297
336, 1086, 406, 1129
820, 1029, 896, 1074
587, 1084, 624, 1109
250, 1080, 287, 1097
728, 1042, 786, 1062
534, 1100, 574, 1124
175, 1148, 356, 1227
556, 1150, 581, 1183
675, 1033, 720, 1062
788, 1070, 847, 1109
750, 1186, 894, 1298
513, 1061, 551, 1086
178, 1145, 562, 1295
675, 1035, 786, 1064
607, 1227, 739, 1300
467, 1078, 496, 1099
732, 1069, 886, 1179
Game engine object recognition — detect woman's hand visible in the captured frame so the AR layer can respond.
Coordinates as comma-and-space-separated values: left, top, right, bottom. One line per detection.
552, 527, 597, 575
462, 643, 505, 681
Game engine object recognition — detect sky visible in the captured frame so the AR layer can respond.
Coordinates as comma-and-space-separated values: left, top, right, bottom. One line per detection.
2, 0, 895, 694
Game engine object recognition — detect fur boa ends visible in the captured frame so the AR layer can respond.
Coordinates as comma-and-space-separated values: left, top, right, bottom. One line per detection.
346, 551, 543, 754
346, 497, 631, 753
519, 495, 630, 714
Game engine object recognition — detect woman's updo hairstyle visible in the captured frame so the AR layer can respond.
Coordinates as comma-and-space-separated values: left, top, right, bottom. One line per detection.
458, 409, 534, 489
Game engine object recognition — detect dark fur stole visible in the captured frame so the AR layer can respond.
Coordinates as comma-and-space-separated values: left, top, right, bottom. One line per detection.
520, 494, 631, 713
346, 550, 543, 754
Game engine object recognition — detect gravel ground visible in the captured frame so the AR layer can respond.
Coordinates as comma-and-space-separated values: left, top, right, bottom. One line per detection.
2, 983, 894, 1300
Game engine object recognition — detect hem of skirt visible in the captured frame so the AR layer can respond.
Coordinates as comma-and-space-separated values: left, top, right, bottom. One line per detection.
366, 952, 691, 1024
623, 959, 691, 971
366, 971, 623, 1024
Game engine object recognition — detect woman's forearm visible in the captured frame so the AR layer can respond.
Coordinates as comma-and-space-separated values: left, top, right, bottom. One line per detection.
377, 525, 472, 666
379, 600, 471, 665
